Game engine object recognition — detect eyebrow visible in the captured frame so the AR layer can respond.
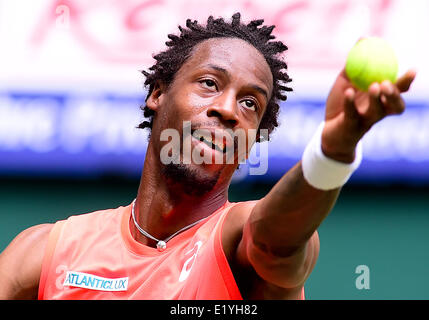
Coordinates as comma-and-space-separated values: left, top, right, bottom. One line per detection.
205, 64, 269, 101
207, 64, 230, 76
248, 84, 269, 101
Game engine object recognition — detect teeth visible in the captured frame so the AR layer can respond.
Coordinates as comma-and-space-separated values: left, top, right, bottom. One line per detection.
192, 131, 212, 143
192, 130, 225, 152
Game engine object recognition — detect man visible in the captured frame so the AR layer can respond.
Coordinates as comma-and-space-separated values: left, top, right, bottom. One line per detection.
0, 13, 415, 299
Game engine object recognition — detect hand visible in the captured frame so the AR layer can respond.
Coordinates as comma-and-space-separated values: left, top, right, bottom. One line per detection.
322, 68, 416, 163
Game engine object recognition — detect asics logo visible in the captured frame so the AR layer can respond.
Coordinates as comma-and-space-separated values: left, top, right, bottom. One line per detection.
179, 241, 202, 282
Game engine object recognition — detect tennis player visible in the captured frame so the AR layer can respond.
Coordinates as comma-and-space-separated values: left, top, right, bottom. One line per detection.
0, 13, 415, 299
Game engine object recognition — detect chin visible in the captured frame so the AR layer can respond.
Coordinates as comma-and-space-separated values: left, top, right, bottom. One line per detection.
161, 162, 223, 197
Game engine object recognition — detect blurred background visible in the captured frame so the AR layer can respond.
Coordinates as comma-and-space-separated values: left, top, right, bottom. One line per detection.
0, 0, 428, 299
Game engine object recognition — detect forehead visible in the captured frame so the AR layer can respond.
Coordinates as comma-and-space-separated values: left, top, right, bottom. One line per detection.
178, 37, 273, 93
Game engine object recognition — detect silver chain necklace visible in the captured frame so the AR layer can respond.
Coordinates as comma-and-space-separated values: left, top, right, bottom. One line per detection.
131, 199, 209, 251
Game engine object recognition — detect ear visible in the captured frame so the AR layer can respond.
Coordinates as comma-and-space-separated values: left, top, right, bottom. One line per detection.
146, 81, 166, 112
255, 130, 268, 143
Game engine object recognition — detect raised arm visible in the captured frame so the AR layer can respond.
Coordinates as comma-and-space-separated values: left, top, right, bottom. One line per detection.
236, 69, 416, 298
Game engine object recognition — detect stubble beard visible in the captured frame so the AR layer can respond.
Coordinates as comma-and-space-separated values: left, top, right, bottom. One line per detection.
160, 162, 222, 197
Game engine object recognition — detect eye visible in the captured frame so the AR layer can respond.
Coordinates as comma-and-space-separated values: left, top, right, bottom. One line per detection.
239, 99, 257, 111
199, 79, 218, 91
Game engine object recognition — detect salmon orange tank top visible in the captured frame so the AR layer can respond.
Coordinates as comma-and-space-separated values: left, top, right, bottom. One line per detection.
38, 201, 305, 300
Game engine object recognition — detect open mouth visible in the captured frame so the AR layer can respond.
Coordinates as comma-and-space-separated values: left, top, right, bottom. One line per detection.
191, 129, 227, 154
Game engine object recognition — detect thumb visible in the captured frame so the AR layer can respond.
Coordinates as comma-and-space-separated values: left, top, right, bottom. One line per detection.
395, 69, 417, 93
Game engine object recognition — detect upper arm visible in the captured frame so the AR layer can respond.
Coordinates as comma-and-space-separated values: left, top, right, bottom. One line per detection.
0, 224, 53, 300
223, 201, 320, 299
238, 220, 320, 291
229, 161, 338, 298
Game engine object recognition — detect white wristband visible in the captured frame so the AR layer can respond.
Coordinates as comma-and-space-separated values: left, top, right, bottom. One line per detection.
302, 122, 363, 190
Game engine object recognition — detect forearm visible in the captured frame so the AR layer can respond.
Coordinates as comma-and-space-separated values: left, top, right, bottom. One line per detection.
239, 68, 415, 290
247, 119, 362, 257
248, 161, 340, 257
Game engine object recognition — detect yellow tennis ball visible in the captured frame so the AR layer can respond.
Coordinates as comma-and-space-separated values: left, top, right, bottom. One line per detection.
345, 37, 398, 91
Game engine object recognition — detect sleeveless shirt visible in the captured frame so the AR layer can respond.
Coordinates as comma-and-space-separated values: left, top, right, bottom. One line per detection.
38, 201, 305, 300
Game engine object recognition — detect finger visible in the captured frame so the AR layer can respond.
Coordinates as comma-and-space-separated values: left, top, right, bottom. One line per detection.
395, 69, 417, 93
366, 82, 386, 122
380, 80, 405, 115
343, 87, 359, 119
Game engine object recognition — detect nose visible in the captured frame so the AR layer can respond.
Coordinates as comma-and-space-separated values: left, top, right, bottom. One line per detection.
206, 92, 239, 127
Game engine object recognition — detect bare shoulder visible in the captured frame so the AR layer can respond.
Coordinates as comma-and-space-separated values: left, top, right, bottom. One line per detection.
221, 201, 320, 299
0, 223, 53, 299
221, 201, 258, 265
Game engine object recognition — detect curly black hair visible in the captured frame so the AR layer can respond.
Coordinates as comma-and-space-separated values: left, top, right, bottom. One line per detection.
138, 12, 292, 141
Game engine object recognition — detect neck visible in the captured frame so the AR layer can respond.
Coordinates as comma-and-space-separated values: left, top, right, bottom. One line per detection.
132, 140, 231, 246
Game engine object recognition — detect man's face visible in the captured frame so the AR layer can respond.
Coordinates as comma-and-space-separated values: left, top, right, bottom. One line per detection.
147, 37, 273, 195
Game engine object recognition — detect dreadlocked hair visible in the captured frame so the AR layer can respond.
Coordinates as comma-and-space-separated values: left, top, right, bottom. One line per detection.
138, 12, 292, 141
